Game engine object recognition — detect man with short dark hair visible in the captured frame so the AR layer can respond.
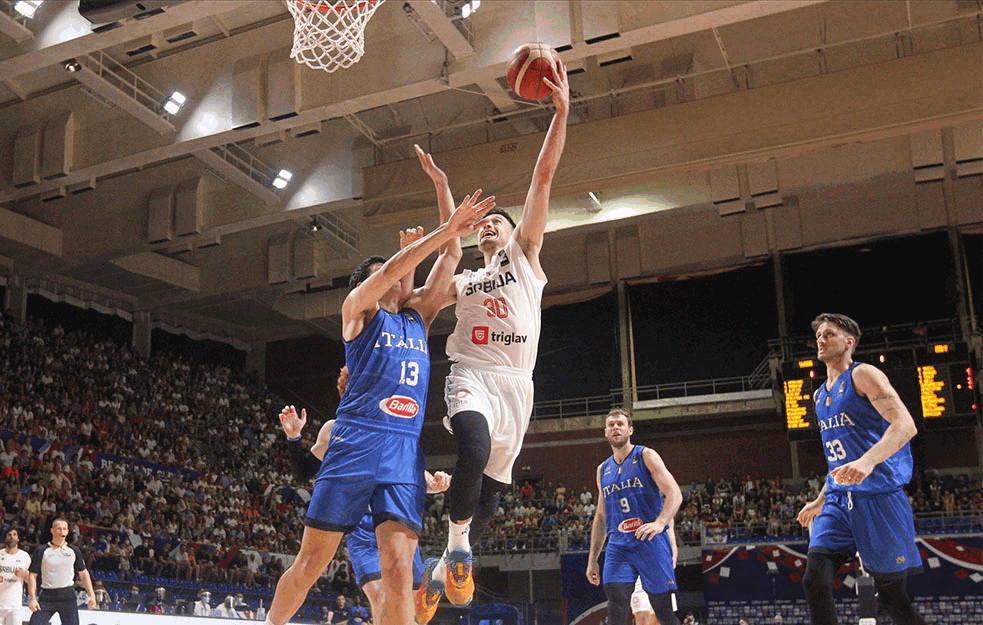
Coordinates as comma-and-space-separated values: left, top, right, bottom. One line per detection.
0, 529, 31, 625
328, 594, 351, 625
586, 409, 682, 625
418, 56, 571, 618
27, 518, 96, 625
265, 191, 495, 625
796, 313, 926, 625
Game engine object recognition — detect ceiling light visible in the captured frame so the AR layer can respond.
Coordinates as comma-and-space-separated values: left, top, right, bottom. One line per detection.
271, 169, 293, 190
310, 219, 322, 233
63, 59, 82, 73
461, 0, 479, 19
163, 91, 186, 115
14, 0, 43, 19
587, 191, 602, 213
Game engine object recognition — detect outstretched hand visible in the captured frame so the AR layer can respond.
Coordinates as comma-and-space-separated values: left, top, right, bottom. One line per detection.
278, 405, 307, 440
414, 144, 447, 185
447, 189, 496, 237
400, 226, 424, 249
543, 56, 569, 114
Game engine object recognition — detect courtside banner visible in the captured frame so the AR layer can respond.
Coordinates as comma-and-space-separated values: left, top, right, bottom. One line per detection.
15, 609, 256, 625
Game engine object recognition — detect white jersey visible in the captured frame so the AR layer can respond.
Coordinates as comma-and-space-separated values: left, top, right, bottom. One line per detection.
446, 237, 546, 372
0, 549, 30, 610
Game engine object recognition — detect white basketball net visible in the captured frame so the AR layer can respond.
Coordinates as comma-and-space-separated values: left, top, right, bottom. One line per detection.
285, 0, 385, 73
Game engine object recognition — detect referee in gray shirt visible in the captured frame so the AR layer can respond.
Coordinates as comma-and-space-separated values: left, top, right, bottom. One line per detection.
27, 519, 96, 625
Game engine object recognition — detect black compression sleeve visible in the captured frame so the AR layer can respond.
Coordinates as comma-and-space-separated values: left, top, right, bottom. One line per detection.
287, 440, 321, 482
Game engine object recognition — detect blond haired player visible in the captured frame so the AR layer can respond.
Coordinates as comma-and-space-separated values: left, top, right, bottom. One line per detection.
416, 58, 570, 620
0, 529, 30, 625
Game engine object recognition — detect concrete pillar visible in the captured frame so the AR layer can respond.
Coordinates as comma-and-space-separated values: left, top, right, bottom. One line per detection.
3, 275, 27, 322
132, 311, 152, 358
245, 342, 267, 384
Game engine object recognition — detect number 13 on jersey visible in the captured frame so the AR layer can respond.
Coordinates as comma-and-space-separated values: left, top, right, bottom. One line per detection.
400, 360, 419, 386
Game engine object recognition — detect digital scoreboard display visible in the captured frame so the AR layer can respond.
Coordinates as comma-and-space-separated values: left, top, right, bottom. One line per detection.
781, 343, 978, 439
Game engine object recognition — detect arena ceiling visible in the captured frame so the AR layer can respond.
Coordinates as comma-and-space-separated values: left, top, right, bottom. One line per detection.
0, 0, 980, 346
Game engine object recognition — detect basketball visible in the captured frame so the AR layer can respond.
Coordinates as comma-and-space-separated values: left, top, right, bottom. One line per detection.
506, 42, 559, 101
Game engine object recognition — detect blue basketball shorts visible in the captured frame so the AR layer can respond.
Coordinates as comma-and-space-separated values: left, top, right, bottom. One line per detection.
346, 523, 425, 587
809, 488, 922, 577
303, 423, 425, 534
603, 532, 677, 594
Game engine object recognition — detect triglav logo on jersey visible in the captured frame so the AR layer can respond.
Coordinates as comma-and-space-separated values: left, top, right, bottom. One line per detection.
379, 396, 419, 418
471, 326, 489, 345
471, 326, 528, 346
618, 518, 643, 533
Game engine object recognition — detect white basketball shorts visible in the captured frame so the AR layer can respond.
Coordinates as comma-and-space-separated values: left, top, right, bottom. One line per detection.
0, 608, 22, 625
443, 362, 534, 484
630, 577, 653, 614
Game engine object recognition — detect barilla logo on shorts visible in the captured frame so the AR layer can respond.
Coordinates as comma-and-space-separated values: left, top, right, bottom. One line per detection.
471, 326, 489, 345
618, 518, 643, 533
379, 396, 419, 418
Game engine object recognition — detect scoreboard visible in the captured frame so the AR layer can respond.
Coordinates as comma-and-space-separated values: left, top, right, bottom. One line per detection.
781, 343, 978, 439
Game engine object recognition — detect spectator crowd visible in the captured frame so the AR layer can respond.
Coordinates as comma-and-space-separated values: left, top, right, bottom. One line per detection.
0, 310, 980, 618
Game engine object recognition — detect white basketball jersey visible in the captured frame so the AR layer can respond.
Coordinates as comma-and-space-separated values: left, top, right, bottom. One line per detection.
447, 237, 546, 372
0, 550, 29, 609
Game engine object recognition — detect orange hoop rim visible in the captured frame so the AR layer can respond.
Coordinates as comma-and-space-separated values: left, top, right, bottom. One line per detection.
294, 0, 379, 12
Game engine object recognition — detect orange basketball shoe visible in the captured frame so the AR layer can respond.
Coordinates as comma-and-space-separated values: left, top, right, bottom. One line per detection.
444, 549, 474, 606
414, 558, 444, 625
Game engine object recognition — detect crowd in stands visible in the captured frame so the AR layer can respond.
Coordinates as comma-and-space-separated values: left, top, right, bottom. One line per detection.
0, 313, 360, 608
0, 309, 980, 618
423, 469, 982, 552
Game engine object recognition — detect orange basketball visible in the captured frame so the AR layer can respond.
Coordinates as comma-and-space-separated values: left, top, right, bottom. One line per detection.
506, 43, 558, 101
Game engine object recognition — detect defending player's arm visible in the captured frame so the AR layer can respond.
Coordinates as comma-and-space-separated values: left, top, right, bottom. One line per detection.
414, 144, 460, 260
635, 448, 683, 541
513, 57, 569, 266
830, 364, 918, 486
397, 227, 424, 302
278, 404, 334, 482
585, 464, 606, 586
406, 146, 470, 316
341, 191, 496, 341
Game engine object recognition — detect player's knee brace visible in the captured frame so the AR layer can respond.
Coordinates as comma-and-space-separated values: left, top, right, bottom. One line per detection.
873, 575, 927, 625
447, 411, 492, 522
647, 591, 680, 625
803, 552, 836, 597
602, 582, 634, 625
470, 475, 507, 543
802, 552, 840, 625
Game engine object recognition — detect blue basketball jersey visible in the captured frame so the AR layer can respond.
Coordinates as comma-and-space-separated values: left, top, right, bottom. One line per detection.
601, 445, 664, 548
815, 362, 914, 494
336, 307, 430, 436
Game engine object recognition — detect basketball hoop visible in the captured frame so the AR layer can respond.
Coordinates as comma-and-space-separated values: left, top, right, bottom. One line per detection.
285, 0, 385, 73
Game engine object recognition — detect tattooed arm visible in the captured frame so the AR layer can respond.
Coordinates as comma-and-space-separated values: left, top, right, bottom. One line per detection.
829, 363, 918, 486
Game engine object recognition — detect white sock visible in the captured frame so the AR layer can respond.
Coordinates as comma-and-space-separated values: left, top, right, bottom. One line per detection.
448, 519, 471, 553
432, 549, 448, 581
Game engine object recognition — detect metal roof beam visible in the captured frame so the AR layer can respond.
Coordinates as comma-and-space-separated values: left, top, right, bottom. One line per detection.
0, 0, 257, 79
